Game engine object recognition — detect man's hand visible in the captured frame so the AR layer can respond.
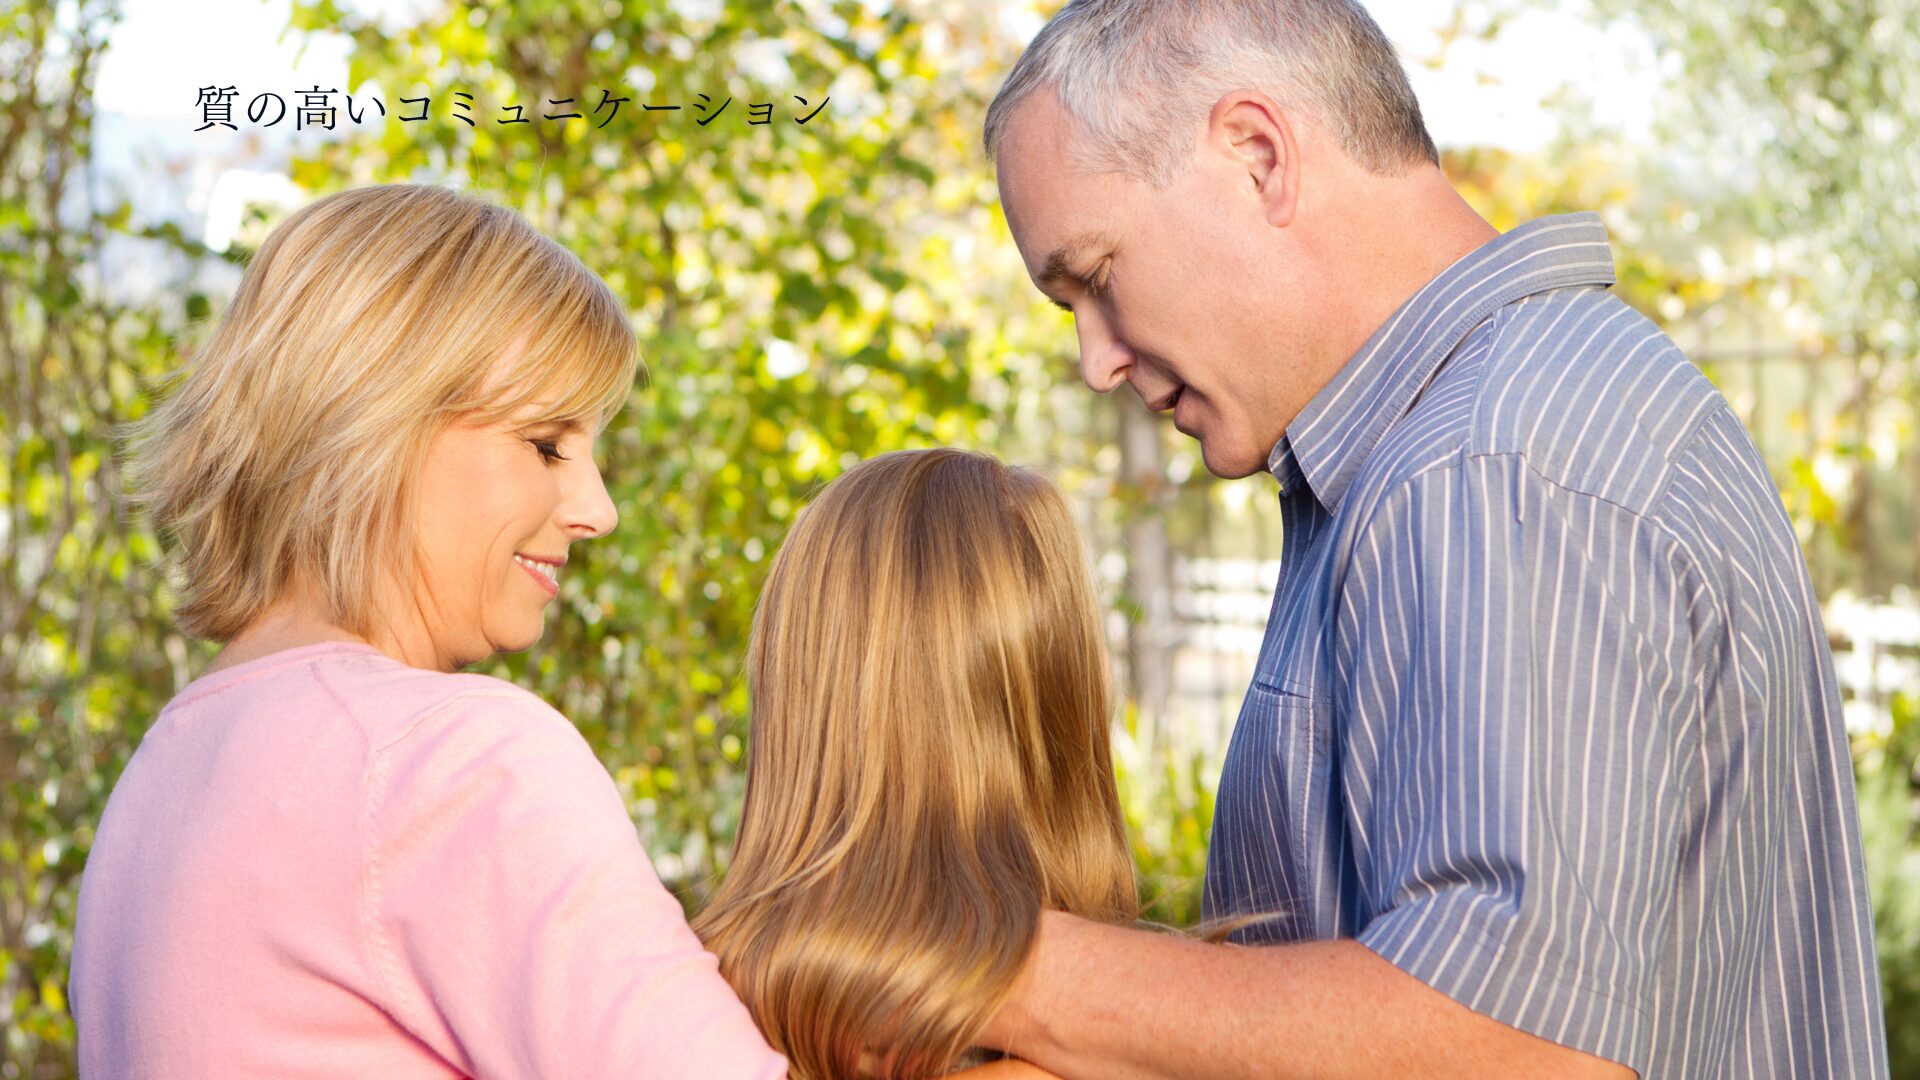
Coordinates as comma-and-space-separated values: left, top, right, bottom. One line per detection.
983, 912, 1634, 1080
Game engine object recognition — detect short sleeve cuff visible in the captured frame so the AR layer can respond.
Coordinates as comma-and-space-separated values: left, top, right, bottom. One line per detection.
1356, 897, 1653, 1075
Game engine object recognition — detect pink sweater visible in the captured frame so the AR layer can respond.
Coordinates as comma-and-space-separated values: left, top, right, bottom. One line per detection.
70, 641, 787, 1079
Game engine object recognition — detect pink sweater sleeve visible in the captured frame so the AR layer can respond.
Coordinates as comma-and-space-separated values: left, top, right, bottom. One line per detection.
358, 687, 787, 1079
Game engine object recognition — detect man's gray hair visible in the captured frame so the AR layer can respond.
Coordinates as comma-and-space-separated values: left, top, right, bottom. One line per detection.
984, 0, 1440, 185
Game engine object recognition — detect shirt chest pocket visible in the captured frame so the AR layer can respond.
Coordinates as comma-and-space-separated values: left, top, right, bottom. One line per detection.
1209, 681, 1337, 940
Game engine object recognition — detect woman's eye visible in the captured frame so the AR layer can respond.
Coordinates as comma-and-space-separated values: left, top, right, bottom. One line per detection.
532, 439, 567, 462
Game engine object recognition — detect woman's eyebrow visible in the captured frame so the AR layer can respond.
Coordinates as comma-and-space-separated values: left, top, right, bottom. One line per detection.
519, 415, 586, 434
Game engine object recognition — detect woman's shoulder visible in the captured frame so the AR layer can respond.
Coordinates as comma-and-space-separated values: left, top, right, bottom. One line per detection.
171, 641, 577, 761
244, 642, 573, 747
346, 653, 620, 857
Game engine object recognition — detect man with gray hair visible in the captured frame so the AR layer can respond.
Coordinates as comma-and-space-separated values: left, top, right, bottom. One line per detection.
979, 1, 1888, 1076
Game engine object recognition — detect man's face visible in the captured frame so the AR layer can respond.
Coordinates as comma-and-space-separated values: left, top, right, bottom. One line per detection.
996, 89, 1306, 479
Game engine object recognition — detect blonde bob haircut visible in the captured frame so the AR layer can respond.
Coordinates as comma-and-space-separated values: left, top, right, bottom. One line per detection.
694, 448, 1138, 1079
127, 183, 638, 643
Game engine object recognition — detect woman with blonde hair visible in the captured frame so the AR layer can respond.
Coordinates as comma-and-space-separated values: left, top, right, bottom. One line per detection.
68, 183, 795, 1078
694, 448, 1140, 1079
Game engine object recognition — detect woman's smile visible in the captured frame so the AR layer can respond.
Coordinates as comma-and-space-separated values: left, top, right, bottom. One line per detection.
513, 552, 563, 597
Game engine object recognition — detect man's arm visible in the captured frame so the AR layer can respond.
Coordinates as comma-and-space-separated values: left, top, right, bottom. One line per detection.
983, 913, 1632, 1080
981, 456, 1709, 1080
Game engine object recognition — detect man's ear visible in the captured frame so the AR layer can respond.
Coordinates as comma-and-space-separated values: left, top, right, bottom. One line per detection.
1208, 90, 1300, 229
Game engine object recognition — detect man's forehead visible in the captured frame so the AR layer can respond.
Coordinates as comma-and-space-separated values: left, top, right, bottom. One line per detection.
995, 91, 1088, 217
1000, 84, 1078, 157
995, 93, 1124, 281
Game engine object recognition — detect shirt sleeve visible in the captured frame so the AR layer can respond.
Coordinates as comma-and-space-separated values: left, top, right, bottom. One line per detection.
357, 686, 787, 1080
1331, 451, 1711, 1075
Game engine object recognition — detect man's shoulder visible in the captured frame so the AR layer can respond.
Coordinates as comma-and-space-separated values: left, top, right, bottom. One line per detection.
1355, 286, 1729, 524
1471, 287, 1726, 511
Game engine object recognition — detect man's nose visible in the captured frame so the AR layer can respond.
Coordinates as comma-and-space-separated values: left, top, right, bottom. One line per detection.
1075, 308, 1134, 394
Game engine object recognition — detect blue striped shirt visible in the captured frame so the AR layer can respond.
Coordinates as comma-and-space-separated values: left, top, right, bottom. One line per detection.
1202, 213, 1888, 1076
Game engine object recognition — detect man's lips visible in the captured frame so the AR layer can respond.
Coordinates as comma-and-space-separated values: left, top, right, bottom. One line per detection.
1146, 386, 1184, 413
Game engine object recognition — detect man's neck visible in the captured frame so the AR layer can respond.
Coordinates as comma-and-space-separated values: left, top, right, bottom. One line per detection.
1320, 169, 1499, 383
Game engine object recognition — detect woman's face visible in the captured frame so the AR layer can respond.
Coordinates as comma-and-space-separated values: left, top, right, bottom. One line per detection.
404, 396, 617, 670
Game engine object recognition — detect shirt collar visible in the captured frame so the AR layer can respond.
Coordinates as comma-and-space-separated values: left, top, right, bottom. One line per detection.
1267, 212, 1618, 511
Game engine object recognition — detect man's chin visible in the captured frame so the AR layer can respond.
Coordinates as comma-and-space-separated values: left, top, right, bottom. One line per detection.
1199, 440, 1269, 480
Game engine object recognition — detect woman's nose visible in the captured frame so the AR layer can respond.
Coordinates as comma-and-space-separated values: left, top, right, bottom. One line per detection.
563, 459, 619, 539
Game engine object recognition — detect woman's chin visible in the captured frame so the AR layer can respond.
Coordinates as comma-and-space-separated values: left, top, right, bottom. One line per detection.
484, 619, 549, 657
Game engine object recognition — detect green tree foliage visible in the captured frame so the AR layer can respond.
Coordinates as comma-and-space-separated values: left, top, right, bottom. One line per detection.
1586, 0, 1920, 604
0, 1, 1012, 1071
272, 0, 1070, 889
0, 0, 1149, 1069
5, 0, 1915, 1073
0, 2, 248, 1073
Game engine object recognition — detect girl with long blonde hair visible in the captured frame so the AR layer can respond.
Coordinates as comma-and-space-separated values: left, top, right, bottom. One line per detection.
694, 448, 1139, 1079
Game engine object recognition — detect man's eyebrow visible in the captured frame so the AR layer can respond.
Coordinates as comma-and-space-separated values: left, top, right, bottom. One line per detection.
1036, 233, 1108, 286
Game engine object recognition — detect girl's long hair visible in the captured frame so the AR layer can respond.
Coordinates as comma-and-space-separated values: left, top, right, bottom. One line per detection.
693, 448, 1137, 1078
